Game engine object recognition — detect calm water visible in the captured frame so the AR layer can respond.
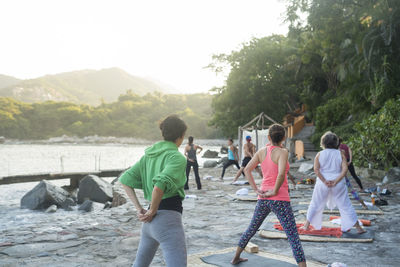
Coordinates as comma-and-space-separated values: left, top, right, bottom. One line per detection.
0, 143, 222, 232
0, 143, 221, 177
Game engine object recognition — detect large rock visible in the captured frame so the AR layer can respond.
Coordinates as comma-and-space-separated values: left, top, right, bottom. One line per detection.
77, 175, 113, 204
220, 146, 228, 154
298, 163, 314, 174
383, 167, 400, 184
20, 180, 69, 210
203, 160, 218, 168
202, 150, 219, 158
218, 157, 229, 165
78, 199, 93, 212
61, 197, 76, 211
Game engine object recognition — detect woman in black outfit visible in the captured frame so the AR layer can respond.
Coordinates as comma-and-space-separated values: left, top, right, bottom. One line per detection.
184, 136, 203, 190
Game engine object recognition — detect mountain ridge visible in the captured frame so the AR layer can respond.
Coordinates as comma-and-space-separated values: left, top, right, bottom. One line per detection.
0, 68, 172, 105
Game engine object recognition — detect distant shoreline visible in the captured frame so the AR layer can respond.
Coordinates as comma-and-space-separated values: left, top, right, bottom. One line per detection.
0, 135, 228, 146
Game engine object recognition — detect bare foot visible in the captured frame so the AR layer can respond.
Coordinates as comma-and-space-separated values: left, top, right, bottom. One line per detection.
231, 257, 248, 265
357, 227, 366, 234
300, 225, 309, 231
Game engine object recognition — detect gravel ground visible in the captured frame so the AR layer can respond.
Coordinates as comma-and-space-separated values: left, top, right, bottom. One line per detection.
1, 158, 399, 267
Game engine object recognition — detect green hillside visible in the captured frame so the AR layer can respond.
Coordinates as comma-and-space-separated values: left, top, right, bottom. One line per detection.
0, 68, 167, 105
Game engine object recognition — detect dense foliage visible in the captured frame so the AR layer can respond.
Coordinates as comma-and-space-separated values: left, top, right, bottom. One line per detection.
209, 0, 400, 169
0, 92, 219, 140
208, 35, 299, 137
349, 98, 400, 170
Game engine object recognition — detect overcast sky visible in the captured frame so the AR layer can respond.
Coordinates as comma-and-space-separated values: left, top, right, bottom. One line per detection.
0, 0, 288, 93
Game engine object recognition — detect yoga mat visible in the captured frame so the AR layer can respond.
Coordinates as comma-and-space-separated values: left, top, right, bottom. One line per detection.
188, 248, 325, 267
260, 224, 374, 243
201, 251, 297, 267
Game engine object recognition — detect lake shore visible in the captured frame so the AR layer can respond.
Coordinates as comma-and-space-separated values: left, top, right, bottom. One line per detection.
1, 159, 399, 266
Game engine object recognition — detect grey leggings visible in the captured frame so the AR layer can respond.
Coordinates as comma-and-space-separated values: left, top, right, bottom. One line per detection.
133, 210, 187, 267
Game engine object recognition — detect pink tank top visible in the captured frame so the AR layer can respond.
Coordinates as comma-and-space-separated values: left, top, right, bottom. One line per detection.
259, 145, 290, 201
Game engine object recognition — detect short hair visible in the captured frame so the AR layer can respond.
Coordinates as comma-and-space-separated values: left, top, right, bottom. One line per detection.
159, 115, 187, 142
320, 131, 339, 149
188, 136, 194, 144
268, 124, 286, 144
228, 138, 233, 143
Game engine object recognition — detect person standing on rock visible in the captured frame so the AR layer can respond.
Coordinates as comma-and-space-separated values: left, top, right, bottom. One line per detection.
231, 124, 306, 267
119, 115, 188, 267
338, 137, 364, 190
220, 138, 240, 180
184, 136, 203, 190
231, 136, 262, 183
301, 132, 366, 234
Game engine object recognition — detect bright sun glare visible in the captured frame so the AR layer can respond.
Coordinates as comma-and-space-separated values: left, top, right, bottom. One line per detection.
0, 0, 288, 93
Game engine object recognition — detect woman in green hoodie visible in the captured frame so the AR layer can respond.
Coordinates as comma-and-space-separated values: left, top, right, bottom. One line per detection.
120, 115, 188, 267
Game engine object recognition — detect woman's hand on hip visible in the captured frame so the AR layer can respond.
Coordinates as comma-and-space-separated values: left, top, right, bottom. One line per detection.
138, 208, 157, 223
259, 190, 276, 198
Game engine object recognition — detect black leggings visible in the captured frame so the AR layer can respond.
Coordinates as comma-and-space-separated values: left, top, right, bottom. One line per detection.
221, 160, 241, 178
348, 162, 363, 189
185, 160, 201, 190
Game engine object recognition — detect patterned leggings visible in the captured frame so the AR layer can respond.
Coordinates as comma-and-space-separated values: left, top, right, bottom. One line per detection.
345, 177, 360, 201
238, 200, 306, 263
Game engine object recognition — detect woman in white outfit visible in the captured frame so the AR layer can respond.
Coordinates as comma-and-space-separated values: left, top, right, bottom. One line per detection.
302, 131, 365, 233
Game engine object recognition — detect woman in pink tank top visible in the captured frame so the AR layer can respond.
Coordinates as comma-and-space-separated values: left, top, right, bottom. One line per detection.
231, 124, 306, 267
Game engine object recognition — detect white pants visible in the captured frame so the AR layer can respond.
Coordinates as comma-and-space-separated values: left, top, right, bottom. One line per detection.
306, 179, 358, 231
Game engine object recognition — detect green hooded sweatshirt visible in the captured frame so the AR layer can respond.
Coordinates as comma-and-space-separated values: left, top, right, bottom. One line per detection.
119, 141, 187, 201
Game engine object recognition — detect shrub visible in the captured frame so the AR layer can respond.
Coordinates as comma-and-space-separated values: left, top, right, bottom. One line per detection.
349, 98, 400, 170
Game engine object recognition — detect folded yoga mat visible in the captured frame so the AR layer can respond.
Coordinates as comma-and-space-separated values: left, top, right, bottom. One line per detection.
201, 251, 297, 267
260, 223, 374, 242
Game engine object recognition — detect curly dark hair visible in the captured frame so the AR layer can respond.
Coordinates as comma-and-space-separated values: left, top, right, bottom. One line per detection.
159, 115, 187, 142
269, 124, 286, 144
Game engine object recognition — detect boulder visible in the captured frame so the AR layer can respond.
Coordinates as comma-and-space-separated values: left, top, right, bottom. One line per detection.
202, 150, 219, 158
203, 160, 218, 168
220, 146, 228, 154
383, 167, 400, 184
45, 205, 57, 213
298, 163, 314, 174
61, 198, 76, 211
218, 157, 229, 165
104, 201, 112, 209
21, 180, 69, 210
77, 175, 113, 204
112, 182, 128, 208
78, 199, 93, 212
